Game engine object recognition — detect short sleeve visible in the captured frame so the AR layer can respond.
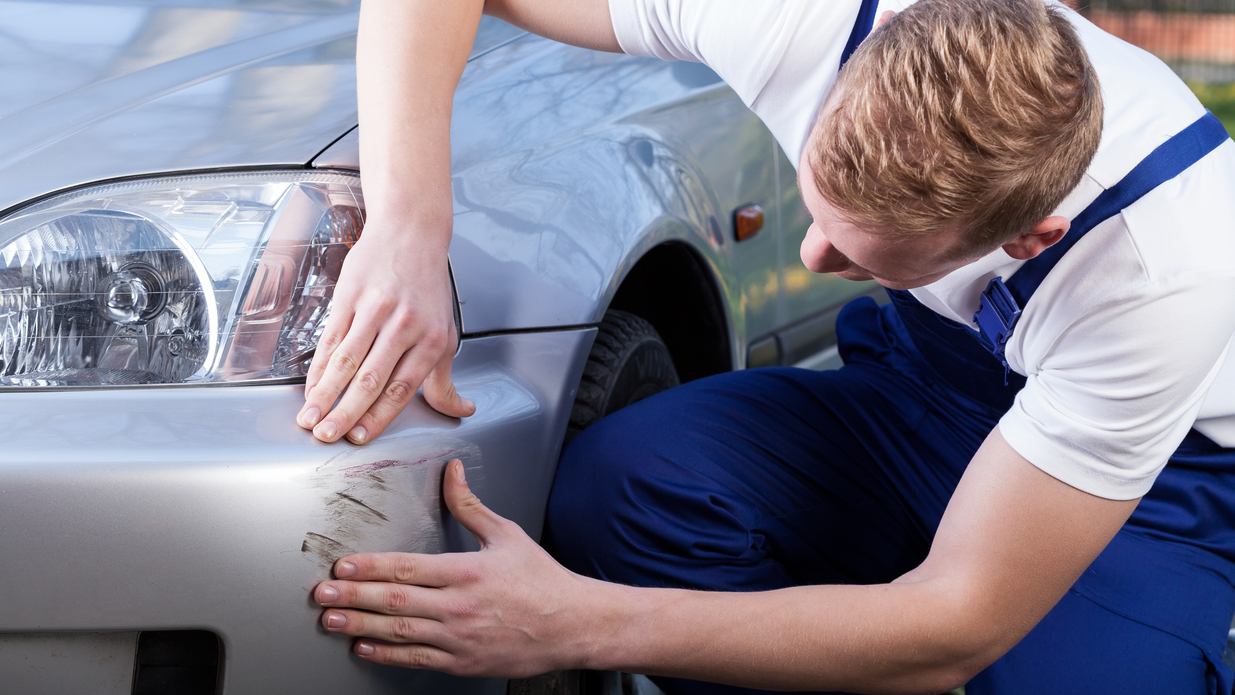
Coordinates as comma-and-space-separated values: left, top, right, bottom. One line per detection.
608, 0, 862, 158
998, 276, 1235, 500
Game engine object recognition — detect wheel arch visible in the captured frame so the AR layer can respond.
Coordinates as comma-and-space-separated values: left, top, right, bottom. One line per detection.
608, 240, 732, 382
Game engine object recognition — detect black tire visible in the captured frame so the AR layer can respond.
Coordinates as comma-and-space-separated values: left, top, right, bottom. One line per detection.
567, 310, 680, 441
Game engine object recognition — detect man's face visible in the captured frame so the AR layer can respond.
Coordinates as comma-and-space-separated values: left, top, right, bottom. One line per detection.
795, 152, 978, 291
789, 6, 980, 291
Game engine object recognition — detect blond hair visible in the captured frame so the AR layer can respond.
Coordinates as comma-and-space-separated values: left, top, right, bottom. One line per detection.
811, 0, 1103, 256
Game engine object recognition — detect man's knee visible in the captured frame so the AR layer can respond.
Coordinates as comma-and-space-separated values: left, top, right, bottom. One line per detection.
544, 378, 796, 589
544, 403, 664, 577
548, 376, 725, 535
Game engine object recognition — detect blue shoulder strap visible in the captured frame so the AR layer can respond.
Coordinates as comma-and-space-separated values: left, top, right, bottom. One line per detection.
840, 0, 880, 68
974, 111, 1231, 368
1004, 111, 1230, 305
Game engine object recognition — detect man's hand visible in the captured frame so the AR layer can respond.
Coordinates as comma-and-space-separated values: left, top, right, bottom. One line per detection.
313, 459, 596, 677
296, 225, 475, 445
301, 0, 492, 446
313, 0, 621, 448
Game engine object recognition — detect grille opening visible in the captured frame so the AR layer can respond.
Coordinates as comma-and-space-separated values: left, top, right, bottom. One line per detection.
132, 630, 222, 695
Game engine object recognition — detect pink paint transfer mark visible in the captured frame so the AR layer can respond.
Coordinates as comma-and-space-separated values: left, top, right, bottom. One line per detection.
343, 451, 454, 478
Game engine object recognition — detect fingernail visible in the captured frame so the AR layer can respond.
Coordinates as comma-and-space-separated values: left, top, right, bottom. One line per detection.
456, 461, 467, 484
463, 399, 476, 414
317, 422, 337, 440
356, 642, 375, 656
318, 585, 339, 603
325, 612, 347, 629
336, 561, 356, 578
300, 407, 320, 428
348, 426, 367, 444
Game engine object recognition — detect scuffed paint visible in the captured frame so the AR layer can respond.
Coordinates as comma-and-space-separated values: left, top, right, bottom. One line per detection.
301, 532, 348, 560
341, 451, 454, 479
299, 441, 482, 570
331, 492, 389, 522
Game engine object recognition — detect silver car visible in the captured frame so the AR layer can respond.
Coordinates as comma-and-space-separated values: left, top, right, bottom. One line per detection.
0, 1, 870, 693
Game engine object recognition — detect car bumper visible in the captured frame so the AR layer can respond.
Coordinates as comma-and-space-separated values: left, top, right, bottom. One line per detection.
0, 328, 594, 694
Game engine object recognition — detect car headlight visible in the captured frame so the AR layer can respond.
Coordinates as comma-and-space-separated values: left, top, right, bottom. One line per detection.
0, 170, 372, 388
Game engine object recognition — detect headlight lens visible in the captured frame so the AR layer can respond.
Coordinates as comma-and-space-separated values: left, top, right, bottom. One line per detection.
0, 170, 368, 387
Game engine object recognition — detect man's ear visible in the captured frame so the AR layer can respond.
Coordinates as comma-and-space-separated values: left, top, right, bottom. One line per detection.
1002, 216, 1070, 260
876, 10, 897, 28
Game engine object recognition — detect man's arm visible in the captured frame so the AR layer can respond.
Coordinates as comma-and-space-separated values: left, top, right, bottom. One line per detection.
487, 0, 620, 50
351, 0, 615, 228
352, 0, 616, 227
313, 434, 1137, 694
297, 0, 616, 445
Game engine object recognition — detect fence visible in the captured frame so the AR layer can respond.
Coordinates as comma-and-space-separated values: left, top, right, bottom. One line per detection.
1073, 0, 1235, 81
1067, 0, 1235, 129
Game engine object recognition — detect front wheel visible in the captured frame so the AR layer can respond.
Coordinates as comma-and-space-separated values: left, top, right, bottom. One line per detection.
566, 310, 680, 441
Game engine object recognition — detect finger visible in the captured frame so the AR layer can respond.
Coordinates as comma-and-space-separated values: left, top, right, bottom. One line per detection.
314, 580, 449, 619
301, 307, 354, 422
421, 345, 475, 419
333, 552, 472, 587
346, 342, 440, 444
302, 309, 371, 427
443, 459, 512, 546
304, 318, 381, 442
318, 328, 407, 446
321, 609, 452, 647
354, 640, 456, 672
304, 303, 349, 397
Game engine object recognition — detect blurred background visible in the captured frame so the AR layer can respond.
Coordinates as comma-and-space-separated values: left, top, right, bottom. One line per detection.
1070, 0, 1235, 131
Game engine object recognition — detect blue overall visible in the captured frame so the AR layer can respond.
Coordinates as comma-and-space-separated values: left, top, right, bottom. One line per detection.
545, 3, 1235, 692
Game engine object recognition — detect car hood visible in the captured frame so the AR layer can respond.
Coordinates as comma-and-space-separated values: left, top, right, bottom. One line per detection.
0, 1, 520, 215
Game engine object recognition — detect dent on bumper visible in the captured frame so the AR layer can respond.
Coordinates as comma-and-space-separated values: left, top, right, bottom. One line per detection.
0, 329, 594, 695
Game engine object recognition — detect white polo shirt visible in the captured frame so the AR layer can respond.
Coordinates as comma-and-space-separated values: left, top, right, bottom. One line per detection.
609, 0, 1235, 500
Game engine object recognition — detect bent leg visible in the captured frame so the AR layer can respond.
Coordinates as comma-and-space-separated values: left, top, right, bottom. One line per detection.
546, 365, 942, 589
543, 364, 989, 694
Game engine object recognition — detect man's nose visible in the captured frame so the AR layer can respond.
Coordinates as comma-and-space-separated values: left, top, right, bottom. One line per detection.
800, 225, 852, 274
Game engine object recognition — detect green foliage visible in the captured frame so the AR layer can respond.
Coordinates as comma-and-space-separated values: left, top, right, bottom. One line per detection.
1189, 81, 1235, 134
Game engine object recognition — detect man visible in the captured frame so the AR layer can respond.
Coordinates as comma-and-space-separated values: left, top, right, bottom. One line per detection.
309, 0, 1235, 692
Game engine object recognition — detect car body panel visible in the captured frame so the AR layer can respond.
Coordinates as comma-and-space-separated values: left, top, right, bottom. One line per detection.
0, 329, 592, 693
0, 633, 137, 695
317, 35, 869, 352
318, 37, 790, 360
0, 1, 520, 216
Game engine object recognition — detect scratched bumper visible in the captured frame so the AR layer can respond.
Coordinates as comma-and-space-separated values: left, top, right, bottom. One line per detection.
0, 329, 594, 695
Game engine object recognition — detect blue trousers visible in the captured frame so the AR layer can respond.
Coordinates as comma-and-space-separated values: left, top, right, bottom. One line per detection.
544, 299, 1235, 694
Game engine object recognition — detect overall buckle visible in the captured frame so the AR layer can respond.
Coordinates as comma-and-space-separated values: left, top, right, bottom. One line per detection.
973, 277, 1022, 381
